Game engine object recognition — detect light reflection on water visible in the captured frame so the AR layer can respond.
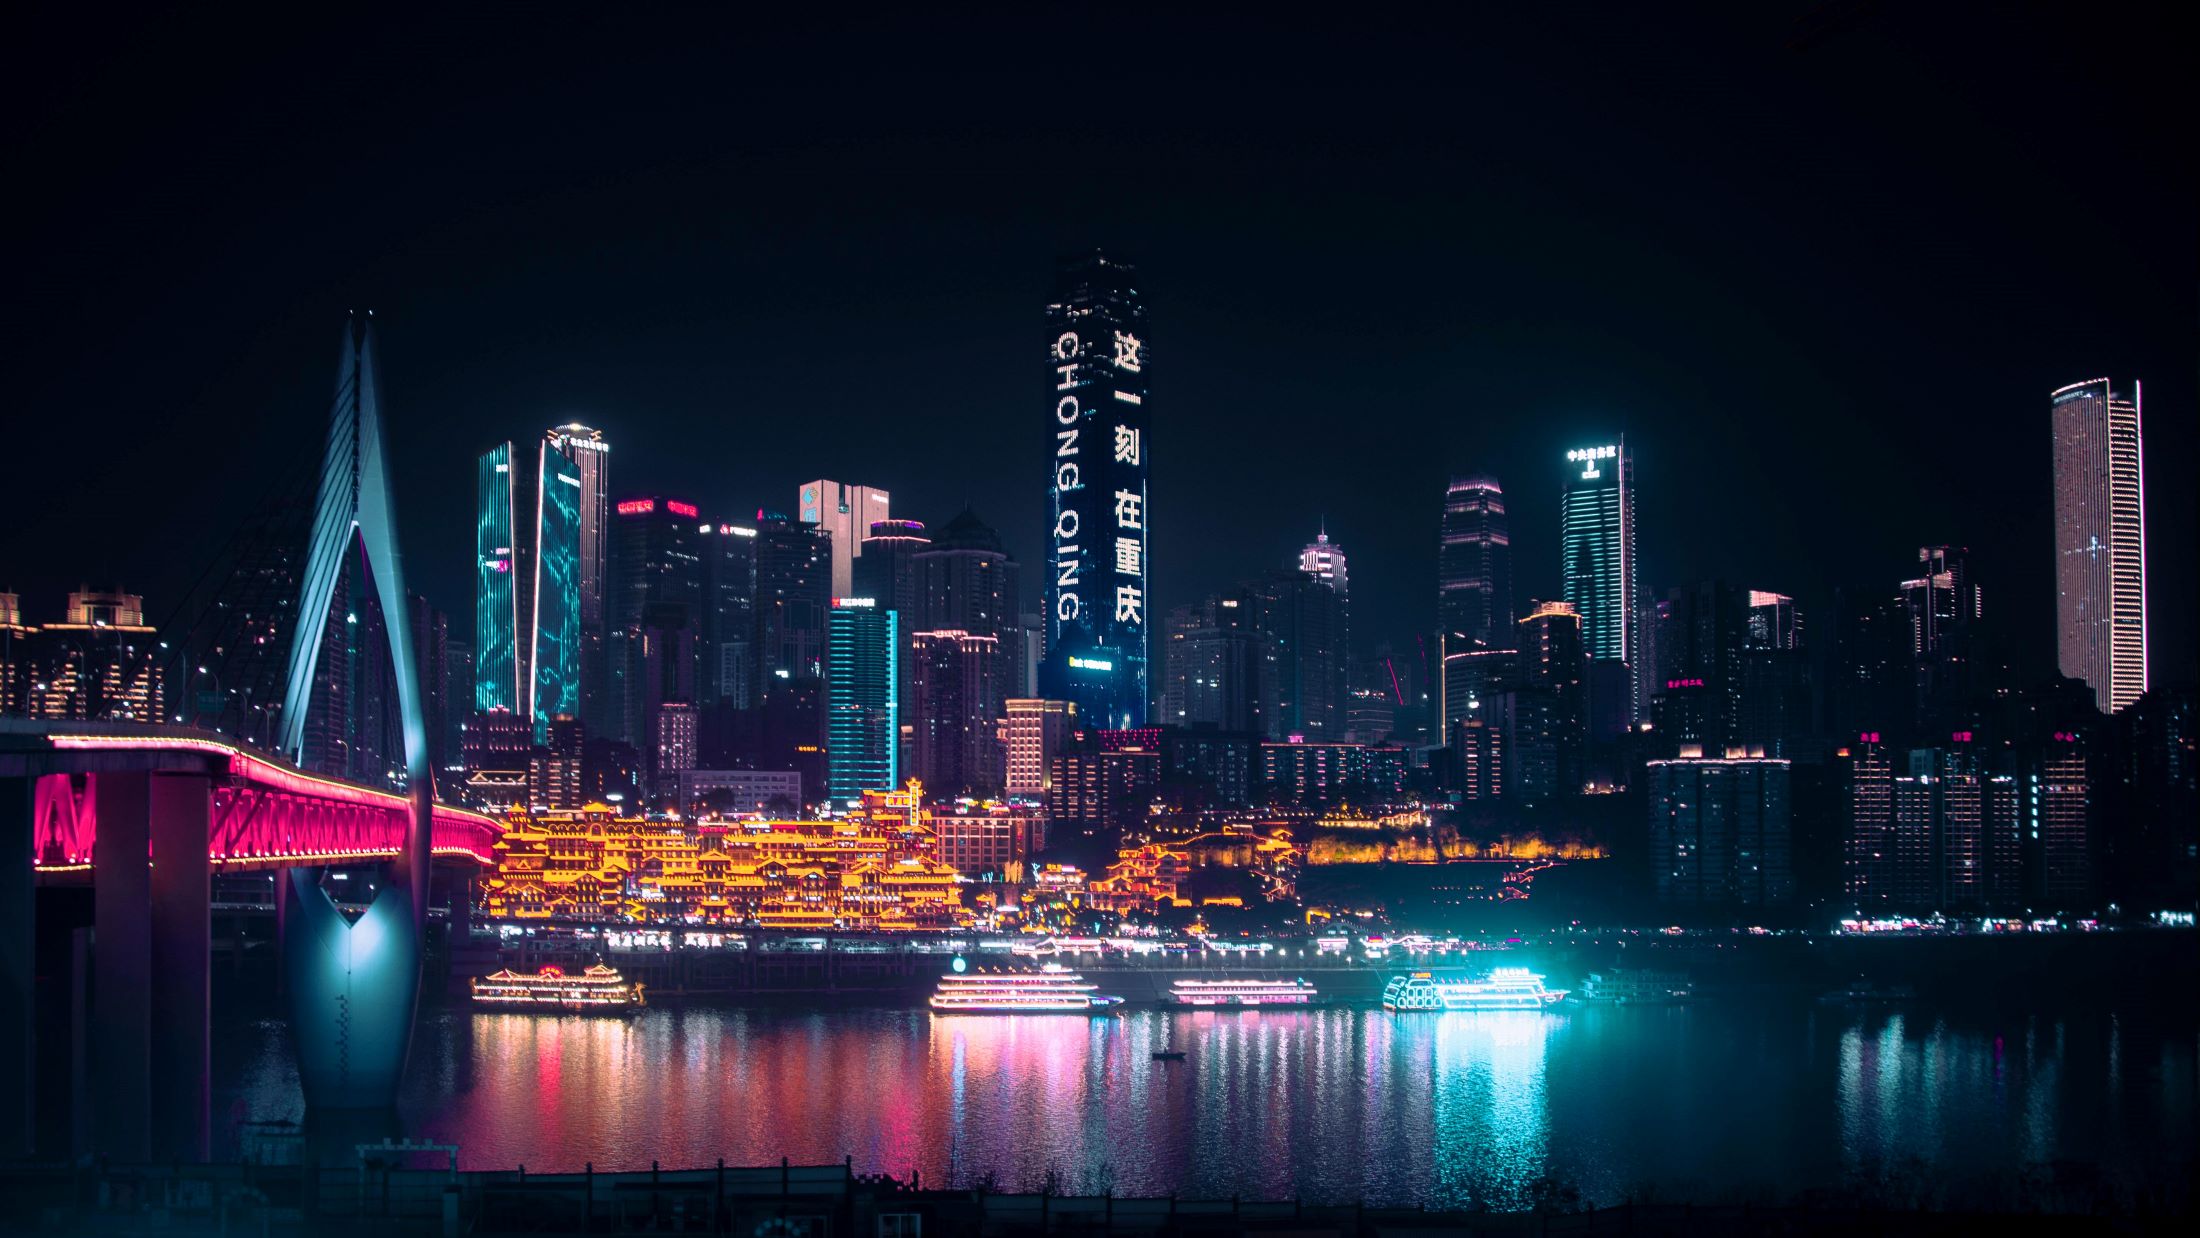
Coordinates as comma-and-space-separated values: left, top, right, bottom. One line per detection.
214, 1002, 2194, 1209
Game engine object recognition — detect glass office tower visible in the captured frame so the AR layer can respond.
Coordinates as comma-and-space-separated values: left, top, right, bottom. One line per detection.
826, 599, 898, 803
1560, 439, 1640, 729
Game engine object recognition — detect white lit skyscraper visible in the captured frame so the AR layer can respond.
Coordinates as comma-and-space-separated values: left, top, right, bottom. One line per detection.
800, 479, 890, 601
2051, 379, 2148, 713
1560, 440, 1640, 729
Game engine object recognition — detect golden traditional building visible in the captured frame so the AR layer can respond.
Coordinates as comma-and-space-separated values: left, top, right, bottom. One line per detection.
484, 791, 965, 929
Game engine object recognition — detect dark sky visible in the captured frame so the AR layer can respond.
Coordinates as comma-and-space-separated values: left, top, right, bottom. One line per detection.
6, 4, 2192, 683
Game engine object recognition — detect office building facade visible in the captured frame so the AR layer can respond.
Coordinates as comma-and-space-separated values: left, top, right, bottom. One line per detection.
1439, 477, 1513, 649
826, 599, 898, 804
1561, 441, 1640, 728
800, 479, 890, 601
2051, 378, 2148, 713
910, 629, 1001, 796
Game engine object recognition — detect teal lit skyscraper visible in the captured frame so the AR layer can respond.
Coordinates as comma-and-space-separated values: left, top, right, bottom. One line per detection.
530, 445, 583, 741
475, 435, 586, 741
1561, 439, 1640, 731
474, 442, 521, 713
826, 599, 897, 803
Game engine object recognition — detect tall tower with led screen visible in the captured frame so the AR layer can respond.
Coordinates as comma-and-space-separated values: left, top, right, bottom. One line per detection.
549, 424, 610, 732
1042, 250, 1149, 727
1561, 440, 1639, 731
2051, 379, 2148, 713
474, 436, 584, 743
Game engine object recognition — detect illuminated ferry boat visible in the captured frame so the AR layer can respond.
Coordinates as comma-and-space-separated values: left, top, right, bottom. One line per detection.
1382, 968, 1565, 1012
1169, 977, 1319, 1007
471, 964, 645, 1013
929, 967, 1124, 1013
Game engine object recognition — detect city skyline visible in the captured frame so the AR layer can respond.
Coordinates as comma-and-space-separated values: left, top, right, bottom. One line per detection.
5, 8, 2189, 692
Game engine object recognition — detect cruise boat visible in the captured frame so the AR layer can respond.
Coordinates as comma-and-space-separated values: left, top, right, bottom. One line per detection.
471, 963, 645, 1012
929, 967, 1125, 1013
1567, 969, 1693, 1005
1169, 977, 1319, 1007
1382, 968, 1565, 1012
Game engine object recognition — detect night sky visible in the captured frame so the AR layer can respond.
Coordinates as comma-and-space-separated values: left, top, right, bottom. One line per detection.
7, 4, 2191, 684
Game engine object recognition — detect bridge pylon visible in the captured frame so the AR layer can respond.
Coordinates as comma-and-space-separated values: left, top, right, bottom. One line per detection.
275, 315, 435, 1111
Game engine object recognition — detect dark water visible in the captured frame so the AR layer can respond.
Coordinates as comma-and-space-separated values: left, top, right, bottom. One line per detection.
213, 995, 2196, 1210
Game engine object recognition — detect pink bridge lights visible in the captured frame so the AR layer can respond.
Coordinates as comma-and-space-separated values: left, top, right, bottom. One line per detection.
25, 733, 500, 873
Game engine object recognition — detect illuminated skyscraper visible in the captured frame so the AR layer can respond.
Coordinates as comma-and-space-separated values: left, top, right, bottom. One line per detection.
826, 599, 897, 803
800, 479, 890, 601
549, 424, 610, 732
1042, 249, 1149, 728
474, 436, 584, 741
2051, 378, 2148, 713
1438, 477, 1512, 648
1560, 441, 1639, 729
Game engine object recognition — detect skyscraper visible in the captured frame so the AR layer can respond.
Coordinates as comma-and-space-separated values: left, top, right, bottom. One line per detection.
699, 522, 757, 708
1514, 601, 1586, 803
1249, 568, 1348, 740
1159, 592, 1260, 733
800, 480, 890, 601
752, 510, 833, 683
917, 508, 1021, 727
826, 599, 897, 804
608, 495, 703, 745
911, 629, 1001, 796
1561, 441, 1640, 729
474, 436, 584, 742
1042, 249, 1150, 729
2051, 378, 2148, 713
548, 424, 610, 734
1438, 477, 1512, 648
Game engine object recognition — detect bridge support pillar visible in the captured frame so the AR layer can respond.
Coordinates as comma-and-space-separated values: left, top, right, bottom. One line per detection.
149, 773, 211, 1161
1, 776, 33, 1159
282, 864, 421, 1113
91, 771, 152, 1163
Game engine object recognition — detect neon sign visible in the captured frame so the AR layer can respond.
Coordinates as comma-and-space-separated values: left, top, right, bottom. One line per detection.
616, 499, 654, 515
1069, 656, 1112, 672
667, 501, 699, 518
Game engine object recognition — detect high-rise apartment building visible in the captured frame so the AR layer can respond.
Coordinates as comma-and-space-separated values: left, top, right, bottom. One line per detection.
1042, 249, 1150, 729
1438, 477, 1513, 649
910, 630, 1002, 796
1647, 754, 1793, 907
1159, 593, 1260, 732
2051, 379, 2148, 713
799, 480, 890, 601
1004, 697, 1078, 798
1560, 441, 1640, 729
825, 599, 898, 804
1249, 568, 1348, 740
1513, 601, 1586, 803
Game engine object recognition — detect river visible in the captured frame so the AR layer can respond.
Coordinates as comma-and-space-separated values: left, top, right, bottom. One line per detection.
211, 990, 2196, 1211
